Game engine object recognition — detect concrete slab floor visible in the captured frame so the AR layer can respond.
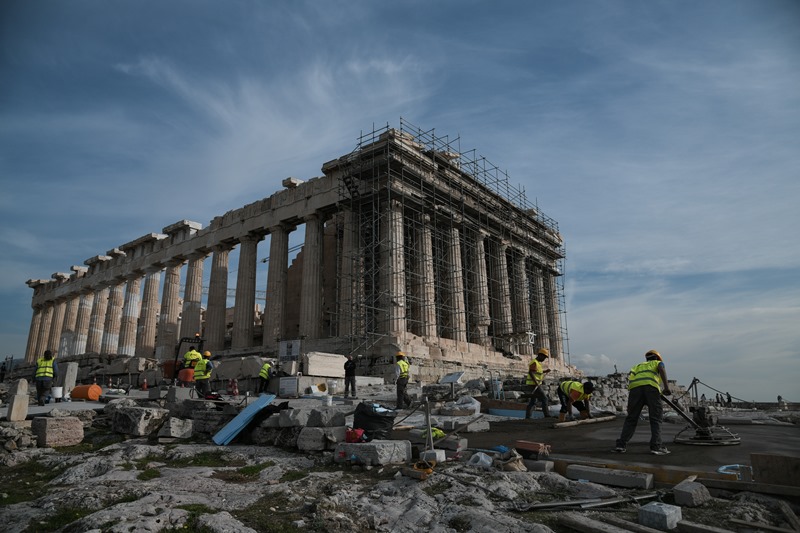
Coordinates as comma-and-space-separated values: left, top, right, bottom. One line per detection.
394, 416, 800, 474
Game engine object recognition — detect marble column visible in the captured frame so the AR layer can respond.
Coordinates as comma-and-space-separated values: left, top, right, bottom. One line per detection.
135, 266, 161, 357
155, 260, 183, 359
299, 213, 323, 340
58, 295, 80, 356
512, 252, 532, 355
25, 307, 43, 362
117, 273, 143, 356
85, 286, 109, 353
531, 267, 550, 354
490, 239, 513, 340
100, 281, 125, 354
232, 234, 260, 349
445, 226, 467, 342
73, 290, 94, 355
35, 304, 53, 358
263, 225, 289, 349
180, 252, 206, 339
206, 245, 232, 352
544, 270, 563, 359
468, 230, 491, 346
380, 200, 406, 335
47, 299, 67, 353
413, 213, 437, 337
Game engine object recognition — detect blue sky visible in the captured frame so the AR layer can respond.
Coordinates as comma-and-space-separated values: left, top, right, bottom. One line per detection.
1, 1, 798, 401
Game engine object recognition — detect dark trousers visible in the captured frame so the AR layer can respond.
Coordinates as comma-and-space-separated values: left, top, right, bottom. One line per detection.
525, 386, 550, 417
344, 375, 356, 397
195, 379, 210, 398
396, 377, 411, 409
258, 377, 270, 394
557, 387, 588, 415
35, 379, 53, 406
616, 385, 664, 450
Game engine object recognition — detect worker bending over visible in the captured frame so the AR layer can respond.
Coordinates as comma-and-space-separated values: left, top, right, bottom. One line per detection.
557, 380, 594, 422
615, 349, 672, 455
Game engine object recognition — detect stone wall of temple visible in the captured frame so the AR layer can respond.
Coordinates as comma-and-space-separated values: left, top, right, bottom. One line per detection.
24, 121, 570, 385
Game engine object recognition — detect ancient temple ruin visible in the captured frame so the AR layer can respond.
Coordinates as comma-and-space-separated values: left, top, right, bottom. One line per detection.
24, 121, 569, 381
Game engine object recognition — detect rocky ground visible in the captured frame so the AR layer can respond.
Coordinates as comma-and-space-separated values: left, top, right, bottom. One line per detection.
0, 383, 797, 532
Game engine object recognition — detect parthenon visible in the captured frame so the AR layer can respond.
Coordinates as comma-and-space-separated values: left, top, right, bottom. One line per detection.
24, 121, 570, 381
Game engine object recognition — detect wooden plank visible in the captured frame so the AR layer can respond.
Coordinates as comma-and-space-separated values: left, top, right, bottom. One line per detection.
677, 520, 736, 533
696, 477, 800, 498
600, 515, 666, 533
212, 393, 275, 446
751, 453, 800, 486
778, 500, 800, 532
556, 511, 632, 533
553, 415, 616, 428
728, 518, 796, 533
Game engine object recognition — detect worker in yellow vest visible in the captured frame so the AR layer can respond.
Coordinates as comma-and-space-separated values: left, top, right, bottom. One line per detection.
194, 351, 214, 398
395, 351, 412, 409
258, 360, 274, 394
557, 380, 594, 422
525, 348, 552, 419
614, 349, 672, 455
34, 349, 58, 406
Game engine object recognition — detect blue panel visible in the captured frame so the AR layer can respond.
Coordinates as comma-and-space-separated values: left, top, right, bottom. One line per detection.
487, 408, 527, 419
213, 393, 276, 446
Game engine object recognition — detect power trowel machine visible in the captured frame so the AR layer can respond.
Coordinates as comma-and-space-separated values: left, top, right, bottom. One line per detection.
661, 394, 741, 446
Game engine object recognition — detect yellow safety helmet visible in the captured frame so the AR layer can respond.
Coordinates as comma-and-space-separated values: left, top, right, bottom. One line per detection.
645, 349, 662, 362
537, 348, 550, 357
395, 351, 405, 358
203, 351, 212, 358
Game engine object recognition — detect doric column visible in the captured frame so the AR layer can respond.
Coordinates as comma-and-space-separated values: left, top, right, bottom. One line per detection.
445, 226, 467, 342
468, 230, 491, 346
117, 273, 143, 356
85, 286, 109, 353
156, 260, 183, 359
206, 245, 232, 352
337, 211, 358, 338
263, 225, 289, 349
544, 269, 563, 359
25, 307, 43, 362
490, 239, 513, 339
47, 299, 67, 353
413, 213, 437, 337
232, 234, 260, 349
531, 267, 550, 354
135, 266, 161, 357
380, 200, 406, 335
512, 251, 532, 355
180, 252, 207, 339
58, 295, 80, 356
35, 304, 54, 358
299, 213, 323, 340
100, 281, 125, 354
73, 290, 94, 355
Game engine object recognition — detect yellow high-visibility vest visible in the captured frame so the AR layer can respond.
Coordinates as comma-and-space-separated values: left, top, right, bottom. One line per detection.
397, 359, 409, 378
628, 360, 663, 391
526, 360, 543, 385
35, 358, 55, 378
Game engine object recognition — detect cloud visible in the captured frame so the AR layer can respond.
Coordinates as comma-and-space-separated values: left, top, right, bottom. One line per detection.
571, 352, 617, 377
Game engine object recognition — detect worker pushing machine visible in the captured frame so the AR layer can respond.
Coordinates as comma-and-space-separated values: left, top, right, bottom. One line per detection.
194, 351, 214, 398
614, 349, 672, 455
557, 380, 594, 422
525, 348, 552, 418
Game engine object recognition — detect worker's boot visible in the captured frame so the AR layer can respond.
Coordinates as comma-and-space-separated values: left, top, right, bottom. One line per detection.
580, 411, 590, 420
542, 407, 552, 418
525, 406, 533, 419
558, 412, 566, 422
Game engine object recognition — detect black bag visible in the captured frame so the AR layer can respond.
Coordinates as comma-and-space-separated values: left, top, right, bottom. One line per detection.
353, 402, 396, 441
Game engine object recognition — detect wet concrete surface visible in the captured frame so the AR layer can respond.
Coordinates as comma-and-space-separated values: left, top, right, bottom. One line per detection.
404, 416, 800, 472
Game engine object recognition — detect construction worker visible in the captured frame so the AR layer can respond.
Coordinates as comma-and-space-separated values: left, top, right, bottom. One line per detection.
344, 354, 357, 399
525, 348, 552, 418
33, 349, 58, 406
182, 346, 202, 370
614, 349, 672, 455
557, 380, 594, 422
194, 351, 214, 398
258, 360, 273, 394
395, 351, 412, 409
